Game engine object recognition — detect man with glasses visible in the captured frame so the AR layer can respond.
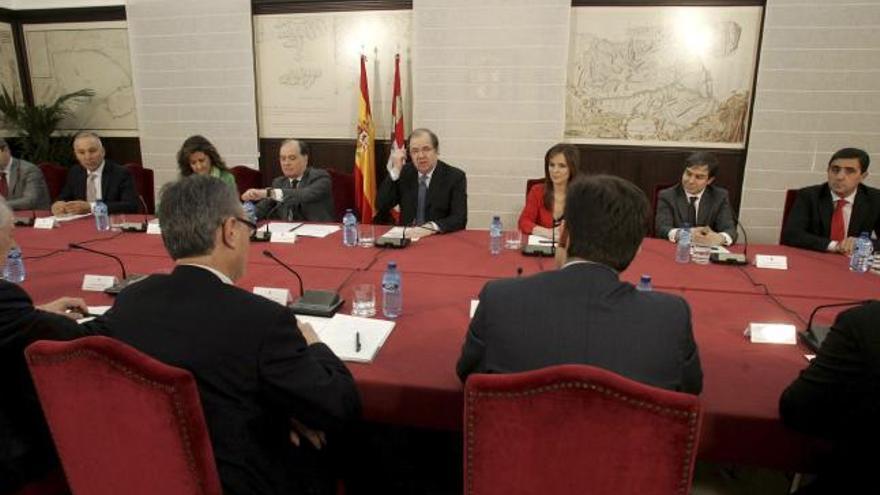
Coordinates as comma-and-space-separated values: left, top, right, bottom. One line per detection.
782, 148, 880, 254
86, 176, 360, 494
374, 128, 467, 235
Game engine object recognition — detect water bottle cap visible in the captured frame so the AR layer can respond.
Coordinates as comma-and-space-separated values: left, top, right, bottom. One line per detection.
640, 274, 651, 281
492, 215, 500, 221
388, 261, 397, 268
346, 209, 353, 213
860, 232, 870, 238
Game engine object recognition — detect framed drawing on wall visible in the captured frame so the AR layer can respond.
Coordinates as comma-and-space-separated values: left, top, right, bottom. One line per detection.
565, 6, 763, 149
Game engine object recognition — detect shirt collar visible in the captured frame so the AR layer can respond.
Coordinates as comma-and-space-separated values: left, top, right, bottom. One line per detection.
0, 155, 12, 172
562, 257, 618, 275
88, 160, 106, 176
179, 263, 233, 285
686, 188, 705, 202
831, 188, 857, 204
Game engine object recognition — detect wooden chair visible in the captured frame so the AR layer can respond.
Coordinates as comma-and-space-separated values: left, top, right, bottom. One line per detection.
123, 162, 155, 214
230, 166, 262, 198
779, 189, 799, 243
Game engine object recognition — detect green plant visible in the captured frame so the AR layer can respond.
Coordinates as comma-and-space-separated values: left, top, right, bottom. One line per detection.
0, 86, 95, 164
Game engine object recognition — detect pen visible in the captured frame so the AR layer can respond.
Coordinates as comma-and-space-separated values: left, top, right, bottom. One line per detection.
537, 239, 554, 245
355, 331, 362, 353
288, 224, 303, 233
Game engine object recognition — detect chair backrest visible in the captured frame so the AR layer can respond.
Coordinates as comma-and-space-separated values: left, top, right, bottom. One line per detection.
464, 364, 702, 495
525, 178, 543, 196
38, 162, 67, 202
779, 189, 799, 243
230, 165, 262, 197
123, 162, 155, 214
650, 182, 676, 236
327, 168, 355, 221
25, 336, 222, 495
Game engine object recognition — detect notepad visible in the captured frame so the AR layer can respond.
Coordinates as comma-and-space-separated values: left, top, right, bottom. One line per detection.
263, 222, 302, 234
77, 305, 111, 324
527, 234, 554, 246
295, 314, 394, 363
294, 224, 341, 238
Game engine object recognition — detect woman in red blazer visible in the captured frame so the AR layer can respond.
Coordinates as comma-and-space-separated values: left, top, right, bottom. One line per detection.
518, 143, 580, 236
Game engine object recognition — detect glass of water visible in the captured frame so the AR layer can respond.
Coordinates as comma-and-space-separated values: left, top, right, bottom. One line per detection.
358, 224, 375, 248
504, 230, 522, 250
351, 283, 376, 317
690, 243, 712, 265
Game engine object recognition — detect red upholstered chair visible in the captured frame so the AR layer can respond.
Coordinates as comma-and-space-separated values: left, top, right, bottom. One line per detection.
230, 165, 262, 197
779, 189, 799, 243
525, 178, 542, 195
25, 336, 222, 495
327, 168, 355, 221
650, 182, 676, 237
464, 365, 702, 495
10, 470, 69, 495
38, 162, 67, 202
123, 162, 155, 214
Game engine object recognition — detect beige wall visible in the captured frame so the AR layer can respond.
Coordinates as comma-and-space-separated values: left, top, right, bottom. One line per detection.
740, 0, 880, 244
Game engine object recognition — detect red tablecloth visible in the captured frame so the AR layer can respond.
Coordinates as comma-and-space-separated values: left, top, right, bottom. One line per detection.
14, 217, 879, 470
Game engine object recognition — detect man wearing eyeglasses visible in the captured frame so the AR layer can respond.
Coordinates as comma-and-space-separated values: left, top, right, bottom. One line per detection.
374, 128, 467, 236
782, 148, 880, 254
86, 176, 360, 494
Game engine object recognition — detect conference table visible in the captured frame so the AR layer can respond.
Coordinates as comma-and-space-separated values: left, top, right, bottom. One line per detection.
14, 217, 880, 472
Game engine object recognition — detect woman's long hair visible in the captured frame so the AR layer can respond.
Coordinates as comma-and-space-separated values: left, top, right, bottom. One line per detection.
542, 143, 581, 210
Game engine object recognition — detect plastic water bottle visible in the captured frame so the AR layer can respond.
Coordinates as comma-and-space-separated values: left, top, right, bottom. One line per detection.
382, 261, 402, 319
94, 201, 110, 232
242, 201, 257, 224
489, 215, 502, 255
342, 209, 358, 247
675, 224, 691, 264
3, 246, 25, 283
849, 232, 874, 273
636, 274, 652, 291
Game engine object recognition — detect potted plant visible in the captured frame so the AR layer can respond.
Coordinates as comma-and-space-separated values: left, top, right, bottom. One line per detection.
0, 85, 95, 165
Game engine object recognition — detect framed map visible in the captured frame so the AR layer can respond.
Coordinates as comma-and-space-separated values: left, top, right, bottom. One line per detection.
566, 6, 762, 148
24, 21, 138, 135
0, 22, 23, 136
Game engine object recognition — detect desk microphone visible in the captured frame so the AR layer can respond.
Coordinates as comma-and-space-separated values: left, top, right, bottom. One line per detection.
120, 195, 149, 232
252, 201, 286, 242
522, 216, 561, 257
799, 300, 872, 351
13, 210, 36, 226
375, 220, 413, 248
710, 212, 748, 265
68, 243, 148, 295
261, 250, 343, 317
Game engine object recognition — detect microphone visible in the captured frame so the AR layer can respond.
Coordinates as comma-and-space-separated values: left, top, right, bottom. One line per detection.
799, 300, 872, 351
516, 267, 523, 277
13, 210, 36, 226
522, 216, 561, 257
262, 250, 343, 317
375, 220, 413, 248
252, 200, 286, 242
710, 212, 748, 265
68, 242, 148, 295
120, 195, 149, 232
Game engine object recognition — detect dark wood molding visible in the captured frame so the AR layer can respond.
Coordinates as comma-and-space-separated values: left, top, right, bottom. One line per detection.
259, 137, 392, 185
0, 8, 15, 22
10, 20, 32, 105
253, 0, 412, 15
12, 6, 126, 24
572, 0, 764, 6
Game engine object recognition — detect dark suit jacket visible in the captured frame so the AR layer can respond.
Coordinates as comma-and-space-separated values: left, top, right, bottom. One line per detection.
374, 160, 467, 232
0, 282, 88, 492
655, 184, 737, 242
779, 301, 880, 493
4, 158, 51, 211
782, 183, 880, 252
255, 167, 335, 222
456, 262, 703, 394
85, 266, 361, 495
57, 160, 139, 214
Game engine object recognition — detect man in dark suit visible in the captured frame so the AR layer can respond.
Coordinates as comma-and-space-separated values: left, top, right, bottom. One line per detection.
86, 176, 360, 495
782, 148, 880, 254
0, 138, 51, 211
374, 128, 467, 236
241, 138, 335, 222
779, 300, 880, 494
0, 200, 90, 493
50, 131, 139, 215
655, 151, 737, 246
457, 175, 703, 394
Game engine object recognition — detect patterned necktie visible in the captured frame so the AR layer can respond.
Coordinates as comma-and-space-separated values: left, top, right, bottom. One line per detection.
0, 171, 7, 198
416, 174, 428, 225
830, 199, 847, 241
86, 173, 98, 203
687, 196, 698, 226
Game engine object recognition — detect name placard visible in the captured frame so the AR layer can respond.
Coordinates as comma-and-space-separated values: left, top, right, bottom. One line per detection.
34, 217, 56, 229
755, 255, 788, 270
82, 274, 118, 292
146, 223, 162, 235
744, 323, 797, 345
270, 231, 297, 244
253, 286, 291, 306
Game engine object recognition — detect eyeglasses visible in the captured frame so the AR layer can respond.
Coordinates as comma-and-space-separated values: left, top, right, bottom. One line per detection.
409, 146, 435, 156
235, 216, 257, 236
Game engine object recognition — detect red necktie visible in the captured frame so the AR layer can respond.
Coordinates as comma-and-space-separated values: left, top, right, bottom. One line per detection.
830, 199, 847, 241
0, 172, 7, 198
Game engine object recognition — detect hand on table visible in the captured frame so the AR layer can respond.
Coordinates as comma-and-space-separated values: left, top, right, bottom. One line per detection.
38, 297, 89, 319
289, 417, 326, 450
51, 200, 91, 216
836, 237, 858, 255
241, 188, 268, 202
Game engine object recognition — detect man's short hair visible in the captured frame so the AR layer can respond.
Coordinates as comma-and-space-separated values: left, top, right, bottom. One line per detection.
158, 175, 241, 260
684, 151, 720, 178
829, 147, 870, 174
72, 131, 103, 147
564, 175, 648, 272
280, 138, 309, 157
408, 128, 439, 152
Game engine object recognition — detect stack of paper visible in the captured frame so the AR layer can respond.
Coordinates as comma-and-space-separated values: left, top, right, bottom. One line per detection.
296, 314, 395, 363
294, 224, 341, 238
527, 235, 554, 247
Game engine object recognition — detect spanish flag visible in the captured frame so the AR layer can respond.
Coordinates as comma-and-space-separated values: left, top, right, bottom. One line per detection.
354, 54, 376, 222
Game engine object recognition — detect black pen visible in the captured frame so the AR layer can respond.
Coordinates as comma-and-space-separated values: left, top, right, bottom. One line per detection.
355, 332, 361, 353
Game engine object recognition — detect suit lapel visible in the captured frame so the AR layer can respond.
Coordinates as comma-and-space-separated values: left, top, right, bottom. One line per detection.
673, 186, 689, 225
426, 162, 445, 212
818, 185, 833, 236
7, 159, 18, 195
849, 186, 868, 236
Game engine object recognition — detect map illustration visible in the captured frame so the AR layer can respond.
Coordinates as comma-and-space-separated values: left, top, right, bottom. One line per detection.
566, 7, 761, 148
25, 22, 137, 132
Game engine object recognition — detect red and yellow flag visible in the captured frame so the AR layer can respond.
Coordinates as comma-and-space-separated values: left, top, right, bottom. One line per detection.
354, 54, 376, 222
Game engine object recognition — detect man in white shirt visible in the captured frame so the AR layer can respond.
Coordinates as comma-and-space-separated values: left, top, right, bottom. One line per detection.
782, 148, 880, 254
0, 139, 50, 211
654, 151, 737, 246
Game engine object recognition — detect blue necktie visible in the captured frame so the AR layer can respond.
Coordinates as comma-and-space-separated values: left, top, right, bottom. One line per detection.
416, 174, 427, 225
